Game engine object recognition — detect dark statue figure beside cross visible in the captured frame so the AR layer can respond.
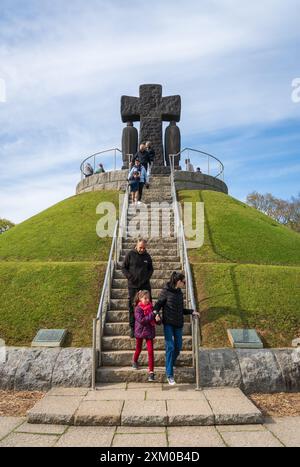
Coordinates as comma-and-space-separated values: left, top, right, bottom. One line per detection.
121, 84, 181, 170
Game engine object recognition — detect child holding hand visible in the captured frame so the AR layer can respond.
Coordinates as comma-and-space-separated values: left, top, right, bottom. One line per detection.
132, 290, 160, 381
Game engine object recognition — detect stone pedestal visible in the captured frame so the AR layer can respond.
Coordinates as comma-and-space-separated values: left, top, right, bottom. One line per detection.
121, 122, 138, 169
165, 121, 181, 168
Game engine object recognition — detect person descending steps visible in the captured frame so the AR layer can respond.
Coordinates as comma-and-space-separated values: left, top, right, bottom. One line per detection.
96, 173, 195, 384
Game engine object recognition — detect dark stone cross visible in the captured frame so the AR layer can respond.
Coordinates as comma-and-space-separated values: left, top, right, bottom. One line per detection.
121, 84, 181, 166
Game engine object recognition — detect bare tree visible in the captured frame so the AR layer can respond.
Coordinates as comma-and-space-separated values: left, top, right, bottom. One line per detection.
246, 192, 300, 233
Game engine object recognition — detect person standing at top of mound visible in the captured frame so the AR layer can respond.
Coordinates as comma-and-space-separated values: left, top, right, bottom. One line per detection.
121, 239, 154, 338
132, 143, 151, 172
153, 272, 200, 385
145, 141, 155, 174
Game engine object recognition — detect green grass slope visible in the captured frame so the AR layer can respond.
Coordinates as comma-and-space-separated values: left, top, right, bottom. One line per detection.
0, 191, 119, 346
179, 190, 300, 266
0, 262, 104, 346
0, 191, 120, 262
179, 190, 300, 348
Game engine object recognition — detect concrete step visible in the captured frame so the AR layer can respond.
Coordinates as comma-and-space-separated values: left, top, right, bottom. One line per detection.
129, 198, 173, 203
128, 203, 173, 209
145, 180, 171, 184
126, 222, 175, 228
121, 247, 177, 255
127, 206, 174, 211
102, 335, 193, 351
117, 261, 182, 270
106, 310, 190, 323
125, 232, 176, 240
101, 350, 193, 367
127, 211, 173, 216
124, 230, 176, 236
122, 239, 178, 247
96, 366, 195, 384
140, 187, 171, 192
147, 179, 171, 184
132, 193, 172, 198
127, 224, 175, 229
112, 278, 173, 288
119, 256, 180, 263
111, 288, 183, 299
103, 322, 192, 336
127, 219, 175, 224
114, 270, 181, 280
120, 248, 178, 257
110, 289, 186, 299
27, 387, 263, 427
109, 298, 188, 310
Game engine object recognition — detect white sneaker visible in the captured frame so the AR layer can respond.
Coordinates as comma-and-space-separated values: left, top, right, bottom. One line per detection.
137, 201, 141, 205
167, 377, 176, 385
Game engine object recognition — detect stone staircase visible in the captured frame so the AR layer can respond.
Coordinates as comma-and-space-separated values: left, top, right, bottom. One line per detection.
96, 174, 195, 384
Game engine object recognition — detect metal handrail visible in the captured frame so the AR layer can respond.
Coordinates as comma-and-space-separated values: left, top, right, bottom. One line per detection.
169, 155, 202, 390
170, 147, 224, 181
96, 222, 119, 322
91, 183, 129, 389
80, 147, 123, 180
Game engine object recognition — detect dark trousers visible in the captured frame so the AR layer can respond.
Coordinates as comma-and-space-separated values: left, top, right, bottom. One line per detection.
128, 286, 152, 329
138, 182, 145, 201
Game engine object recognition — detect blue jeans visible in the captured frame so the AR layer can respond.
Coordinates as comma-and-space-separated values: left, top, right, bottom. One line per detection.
164, 324, 183, 378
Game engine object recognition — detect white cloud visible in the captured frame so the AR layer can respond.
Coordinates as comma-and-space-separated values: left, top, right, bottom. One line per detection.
1, 0, 300, 222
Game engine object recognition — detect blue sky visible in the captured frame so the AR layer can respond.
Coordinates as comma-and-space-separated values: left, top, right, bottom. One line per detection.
0, 0, 300, 223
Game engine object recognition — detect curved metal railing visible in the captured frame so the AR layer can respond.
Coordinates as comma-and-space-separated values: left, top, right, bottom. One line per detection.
80, 146, 224, 182
169, 147, 225, 181
80, 148, 124, 180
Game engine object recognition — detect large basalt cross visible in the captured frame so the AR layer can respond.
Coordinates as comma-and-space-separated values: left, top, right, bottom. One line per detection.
121, 84, 181, 166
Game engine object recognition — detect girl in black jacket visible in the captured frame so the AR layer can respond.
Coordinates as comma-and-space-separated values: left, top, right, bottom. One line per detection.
153, 272, 199, 385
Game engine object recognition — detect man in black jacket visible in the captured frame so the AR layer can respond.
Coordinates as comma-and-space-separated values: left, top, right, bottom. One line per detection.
145, 141, 155, 175
121, 239, 154, 337
132, 143, 151, 172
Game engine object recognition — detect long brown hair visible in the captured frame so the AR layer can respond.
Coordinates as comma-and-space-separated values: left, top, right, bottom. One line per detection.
134, 290, 150, 306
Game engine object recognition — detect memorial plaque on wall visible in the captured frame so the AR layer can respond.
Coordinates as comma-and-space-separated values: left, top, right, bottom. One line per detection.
31, 329, 67, 347
227, 329, 263, 349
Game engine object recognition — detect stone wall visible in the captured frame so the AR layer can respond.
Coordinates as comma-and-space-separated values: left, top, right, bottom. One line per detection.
199, 348, 300, 393
76, 170, 128, 195
0, 347, 92, 391
76, 169, 228, 195
1, 346, 299, 392
174, 171, 228, 194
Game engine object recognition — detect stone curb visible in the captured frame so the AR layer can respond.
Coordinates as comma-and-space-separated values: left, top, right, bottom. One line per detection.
0, 347, 92, 391
1, 347, 299, 392
199, 348, 300, 393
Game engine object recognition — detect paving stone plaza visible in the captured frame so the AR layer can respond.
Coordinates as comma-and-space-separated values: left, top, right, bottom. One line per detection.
1, 413, 299, 447
0, 384, 296, 447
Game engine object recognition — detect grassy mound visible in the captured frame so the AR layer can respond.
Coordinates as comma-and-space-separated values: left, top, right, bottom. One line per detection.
179, 190, 300, 348
0, 262, 105, 346
0, 191, 119, 346
179, 190, 300, 266
193, 263, 300, 348
0, 191, 120, 262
